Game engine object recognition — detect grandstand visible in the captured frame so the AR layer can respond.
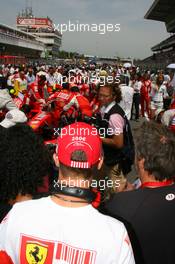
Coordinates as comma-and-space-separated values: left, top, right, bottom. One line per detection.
145, 0, 175, 33
0, 23, 44, 63
83, 55, 133, 66
141, 0, 175, 69
16, 7, 62, 58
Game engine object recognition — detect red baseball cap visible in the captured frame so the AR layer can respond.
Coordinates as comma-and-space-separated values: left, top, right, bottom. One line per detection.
57, 122, 102, 168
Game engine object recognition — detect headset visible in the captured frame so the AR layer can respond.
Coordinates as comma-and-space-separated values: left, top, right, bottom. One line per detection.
53, 183, 96, 203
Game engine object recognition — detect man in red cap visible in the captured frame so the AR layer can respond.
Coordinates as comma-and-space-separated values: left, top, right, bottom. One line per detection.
0, 122, 135, 264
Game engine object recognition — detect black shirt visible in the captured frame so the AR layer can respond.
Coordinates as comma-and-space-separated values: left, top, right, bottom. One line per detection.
105, 184, 175, 264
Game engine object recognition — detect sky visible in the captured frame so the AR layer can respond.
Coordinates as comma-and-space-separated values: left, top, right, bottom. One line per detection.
0, 0, 170, 59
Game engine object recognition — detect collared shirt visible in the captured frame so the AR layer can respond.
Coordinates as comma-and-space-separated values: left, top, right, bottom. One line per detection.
26, 74, 35, 84
100, 101, 124, 135
100, 101, 116, 119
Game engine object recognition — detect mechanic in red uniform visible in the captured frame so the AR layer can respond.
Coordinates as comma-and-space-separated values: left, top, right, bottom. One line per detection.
63, 86, 92, 121
140, 72, 151, 118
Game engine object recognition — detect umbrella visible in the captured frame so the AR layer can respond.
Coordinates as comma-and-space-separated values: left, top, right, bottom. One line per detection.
123, 62, 132, 68
167, 63, 175, 69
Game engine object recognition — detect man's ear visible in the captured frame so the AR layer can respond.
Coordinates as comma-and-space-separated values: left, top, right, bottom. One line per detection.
53, 153, 59, 167
97, 156, 104, 170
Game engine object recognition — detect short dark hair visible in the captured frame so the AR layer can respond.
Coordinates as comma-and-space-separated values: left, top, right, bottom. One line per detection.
135, 121, 175, 181
59, 150, 98, 179
0, 124, 52, 202
70, 86, 80, 92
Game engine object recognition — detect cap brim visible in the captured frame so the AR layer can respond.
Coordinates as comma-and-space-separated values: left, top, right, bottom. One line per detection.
0, 119, 14, 128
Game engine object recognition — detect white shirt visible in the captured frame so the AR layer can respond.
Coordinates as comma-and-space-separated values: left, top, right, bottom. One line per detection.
54, 72, 63, 84
150, 84, 168, 102
119, 84, 134, 120
0, 197, 135, 264
164, 74, 171, 83
131, 81, 142, 94
26, 73, 36, 84
170, 73, 175, 88
46, 73, 61, 86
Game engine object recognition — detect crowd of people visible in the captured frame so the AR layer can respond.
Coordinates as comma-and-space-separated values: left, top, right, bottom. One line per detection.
0, 62, 175, 263
0, 63, 175, 122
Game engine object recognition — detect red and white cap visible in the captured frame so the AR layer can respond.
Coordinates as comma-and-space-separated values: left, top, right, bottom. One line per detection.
57, 122, 102, 169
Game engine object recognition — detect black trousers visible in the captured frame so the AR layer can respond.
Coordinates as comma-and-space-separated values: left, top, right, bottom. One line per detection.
131, 93, 140, 120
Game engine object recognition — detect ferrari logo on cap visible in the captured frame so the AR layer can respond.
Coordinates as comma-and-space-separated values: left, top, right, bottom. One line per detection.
26, 243, 48, 264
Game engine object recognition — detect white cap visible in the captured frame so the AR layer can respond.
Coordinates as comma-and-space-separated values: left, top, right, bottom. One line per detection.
37, 71, 47, 76
0, 109, 27, 128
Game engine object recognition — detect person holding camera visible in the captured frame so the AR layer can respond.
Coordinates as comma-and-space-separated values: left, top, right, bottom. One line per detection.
96, 83, 134, 196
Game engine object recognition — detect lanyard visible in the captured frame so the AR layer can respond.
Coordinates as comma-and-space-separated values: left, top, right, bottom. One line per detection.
141, 179, 174, 188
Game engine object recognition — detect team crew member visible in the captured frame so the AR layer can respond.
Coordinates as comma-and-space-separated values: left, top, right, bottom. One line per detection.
0, 122, 135, 264
26, 81, 46, 107
63, 86, 92, 120
140, 72, 151, 119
